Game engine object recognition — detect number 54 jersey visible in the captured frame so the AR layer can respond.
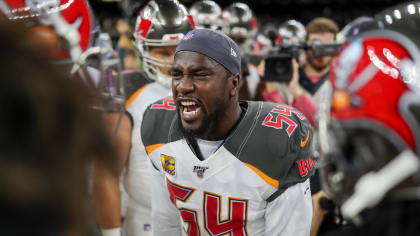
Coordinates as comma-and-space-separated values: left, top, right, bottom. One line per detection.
141, 100, 315, 236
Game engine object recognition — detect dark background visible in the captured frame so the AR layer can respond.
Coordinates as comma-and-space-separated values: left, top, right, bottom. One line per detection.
89, 0, 407, 30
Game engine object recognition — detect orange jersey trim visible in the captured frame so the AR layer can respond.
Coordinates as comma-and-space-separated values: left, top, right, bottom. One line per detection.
125, 84, 149, 108
145, 143, 165, 154
242, 162, 279, 189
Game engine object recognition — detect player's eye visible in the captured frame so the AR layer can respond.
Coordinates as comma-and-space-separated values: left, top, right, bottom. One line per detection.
171, 72, 182, 79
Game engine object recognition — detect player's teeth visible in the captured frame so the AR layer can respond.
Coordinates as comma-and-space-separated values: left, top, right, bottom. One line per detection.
181, 101, 196, 106
182, 107, 200, 116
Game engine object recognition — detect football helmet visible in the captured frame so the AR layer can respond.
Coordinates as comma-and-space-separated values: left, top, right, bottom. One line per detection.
375, 1, 420, 42
134, 0, 195, 88
222, 2, 257, 56
1, 0, 94, 63
339, 16, 383, 43
318, 29, 420, 221
189, 0, 226, 33
1, 0, 124, 115
278, 19, 306, 46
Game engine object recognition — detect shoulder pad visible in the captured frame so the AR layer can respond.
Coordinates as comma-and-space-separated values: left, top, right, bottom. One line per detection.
225, 101, 315, 193
140, 97, 182, 154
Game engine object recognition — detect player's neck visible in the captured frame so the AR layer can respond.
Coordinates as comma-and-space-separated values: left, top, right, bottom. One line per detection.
206, 102, 242, 141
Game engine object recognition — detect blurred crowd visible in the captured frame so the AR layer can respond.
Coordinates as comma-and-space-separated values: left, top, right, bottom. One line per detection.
1, 0, 420, 236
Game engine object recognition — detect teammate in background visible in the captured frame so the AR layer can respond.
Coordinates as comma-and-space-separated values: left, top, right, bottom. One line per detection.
0, 21, 116, 236
223, 2, 260, 100
319, 28, 420, 236
143, 28, 314, 236
189, 0, 227, 33
92, 0, 195, 235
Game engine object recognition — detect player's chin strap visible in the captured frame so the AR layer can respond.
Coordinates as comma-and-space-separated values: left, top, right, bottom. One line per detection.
341, 149, 420, 223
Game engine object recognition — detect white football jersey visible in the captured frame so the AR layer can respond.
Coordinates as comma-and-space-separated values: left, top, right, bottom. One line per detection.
141, 100, 315, 236
122, 82, 171, 236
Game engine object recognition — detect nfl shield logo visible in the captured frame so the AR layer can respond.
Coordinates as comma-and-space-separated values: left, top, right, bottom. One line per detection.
143, 223, 151, 231
193, 165, 209, 178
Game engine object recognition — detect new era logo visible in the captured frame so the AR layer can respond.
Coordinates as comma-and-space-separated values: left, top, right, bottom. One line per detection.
183, 31, 195, 40
231, 48, 237, 57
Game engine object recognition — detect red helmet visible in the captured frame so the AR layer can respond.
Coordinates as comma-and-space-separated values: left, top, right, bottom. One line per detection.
319, 29, 420, 219
1, 1, 124, 113
1, 0, 94, 62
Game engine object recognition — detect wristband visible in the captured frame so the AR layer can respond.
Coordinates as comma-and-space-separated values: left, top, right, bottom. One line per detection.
101, 227, 121, 236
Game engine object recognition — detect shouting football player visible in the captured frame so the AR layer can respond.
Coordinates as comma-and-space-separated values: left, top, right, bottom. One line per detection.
142, 28, 314, 235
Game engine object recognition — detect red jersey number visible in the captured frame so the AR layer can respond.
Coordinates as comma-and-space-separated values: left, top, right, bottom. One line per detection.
167, 179, 248, 236
262, 104, 305, 137
151, 97, 176, 110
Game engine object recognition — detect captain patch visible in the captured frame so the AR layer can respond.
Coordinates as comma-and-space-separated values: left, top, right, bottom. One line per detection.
161, 154, 176, 176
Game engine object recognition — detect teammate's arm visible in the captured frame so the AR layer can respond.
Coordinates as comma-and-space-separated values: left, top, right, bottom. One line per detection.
264, 179, 313, 235
92, 113, 132, 233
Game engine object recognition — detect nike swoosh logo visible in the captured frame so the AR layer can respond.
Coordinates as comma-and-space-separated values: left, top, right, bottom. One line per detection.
300, 130, 310, 148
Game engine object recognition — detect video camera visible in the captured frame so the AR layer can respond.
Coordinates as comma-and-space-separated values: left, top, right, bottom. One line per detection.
263, 40, 342, 82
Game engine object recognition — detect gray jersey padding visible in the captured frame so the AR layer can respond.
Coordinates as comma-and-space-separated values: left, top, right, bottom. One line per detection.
224, 101, 314, 194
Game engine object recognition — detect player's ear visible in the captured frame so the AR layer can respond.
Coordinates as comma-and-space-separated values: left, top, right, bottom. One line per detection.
229, 74, 240, 97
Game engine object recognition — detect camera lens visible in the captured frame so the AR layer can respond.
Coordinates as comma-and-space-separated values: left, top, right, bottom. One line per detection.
274, 60, 289, 75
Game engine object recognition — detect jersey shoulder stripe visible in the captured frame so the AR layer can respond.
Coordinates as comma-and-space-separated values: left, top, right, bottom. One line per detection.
125, 84, 149, 107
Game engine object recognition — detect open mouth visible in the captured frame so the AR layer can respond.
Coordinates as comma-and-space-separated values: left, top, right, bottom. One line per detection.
179, 99, 202, 121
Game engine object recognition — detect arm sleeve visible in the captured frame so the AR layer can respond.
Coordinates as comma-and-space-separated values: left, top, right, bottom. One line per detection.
150, 164, 182, 236
292, 93, 318, 127
264, 179, 313, 236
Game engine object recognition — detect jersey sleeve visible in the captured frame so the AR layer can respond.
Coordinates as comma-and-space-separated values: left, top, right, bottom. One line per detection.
264, 179, 312, 235
225, 102, 316, 197
150, 163, 183, 236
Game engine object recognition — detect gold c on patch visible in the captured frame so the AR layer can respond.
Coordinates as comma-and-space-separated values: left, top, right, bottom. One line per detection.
161, 154, 176, 176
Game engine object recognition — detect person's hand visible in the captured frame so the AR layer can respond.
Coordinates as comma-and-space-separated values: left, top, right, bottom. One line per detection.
256, 59, 265, 77
285, 59, 304, 99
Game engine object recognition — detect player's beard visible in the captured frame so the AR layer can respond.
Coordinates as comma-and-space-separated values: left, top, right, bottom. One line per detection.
177, 101, 225, 141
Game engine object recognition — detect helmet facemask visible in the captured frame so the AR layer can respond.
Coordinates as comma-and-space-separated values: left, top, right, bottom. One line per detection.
134, 0, 195, 88
136, 34, 180, 89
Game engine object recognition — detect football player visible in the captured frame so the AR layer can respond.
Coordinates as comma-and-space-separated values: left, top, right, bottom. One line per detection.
0, 19, 116, 236
223, 2, 260, 100
142, 28, 314, 235
92, 0, 195, 235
